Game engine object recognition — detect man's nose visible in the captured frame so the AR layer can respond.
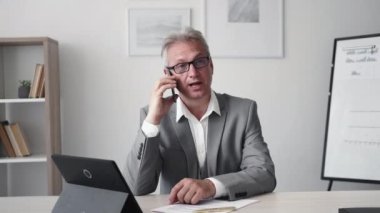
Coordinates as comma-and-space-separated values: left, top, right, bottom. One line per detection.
187, 63, 199, 77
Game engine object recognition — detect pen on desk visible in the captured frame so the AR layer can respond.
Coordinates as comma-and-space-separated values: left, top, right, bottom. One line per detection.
193, 206, 236, 213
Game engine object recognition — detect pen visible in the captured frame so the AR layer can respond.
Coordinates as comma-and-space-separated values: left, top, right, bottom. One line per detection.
193, 206, 236, 213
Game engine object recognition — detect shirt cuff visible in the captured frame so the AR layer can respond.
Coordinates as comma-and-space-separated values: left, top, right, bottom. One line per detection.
141, 120, 160, 138
207, 177, 227, 198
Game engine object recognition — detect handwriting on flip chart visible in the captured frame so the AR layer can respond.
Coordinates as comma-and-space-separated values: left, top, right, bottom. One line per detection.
341, 45, 379, 78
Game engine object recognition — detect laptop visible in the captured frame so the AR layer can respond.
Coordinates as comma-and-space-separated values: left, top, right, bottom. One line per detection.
51, 154, 142, 213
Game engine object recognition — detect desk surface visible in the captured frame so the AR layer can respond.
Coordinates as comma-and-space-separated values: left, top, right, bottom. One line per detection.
0, 190, 379, 213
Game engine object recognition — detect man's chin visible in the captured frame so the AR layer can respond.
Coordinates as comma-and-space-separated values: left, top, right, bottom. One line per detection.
186, 91, 210, 100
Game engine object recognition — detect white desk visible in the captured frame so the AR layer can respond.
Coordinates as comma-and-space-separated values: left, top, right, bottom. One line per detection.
0, 191, 379, 213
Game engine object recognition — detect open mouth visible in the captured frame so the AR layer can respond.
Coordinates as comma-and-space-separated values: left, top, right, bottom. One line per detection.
189, 82, 202, 87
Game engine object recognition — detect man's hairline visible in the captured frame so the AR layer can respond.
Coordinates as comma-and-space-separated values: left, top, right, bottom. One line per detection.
161, 40, 210, 67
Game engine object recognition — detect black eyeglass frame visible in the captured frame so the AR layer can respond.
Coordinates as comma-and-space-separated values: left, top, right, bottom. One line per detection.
165, 56, 211, 74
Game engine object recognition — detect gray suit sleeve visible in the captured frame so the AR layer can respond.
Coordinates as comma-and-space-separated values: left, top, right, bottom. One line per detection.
125, 107, 162, 195
214, 101, 276, 200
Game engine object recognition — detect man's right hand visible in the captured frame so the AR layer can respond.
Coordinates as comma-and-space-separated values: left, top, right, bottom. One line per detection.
145, 75, 177, 125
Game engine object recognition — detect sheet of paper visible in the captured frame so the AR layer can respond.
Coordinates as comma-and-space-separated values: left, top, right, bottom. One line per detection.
152, 198, 259, 213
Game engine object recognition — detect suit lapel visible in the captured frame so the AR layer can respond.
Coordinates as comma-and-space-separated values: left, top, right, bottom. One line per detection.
169, 107, 199, 178
207, 94, 227, 177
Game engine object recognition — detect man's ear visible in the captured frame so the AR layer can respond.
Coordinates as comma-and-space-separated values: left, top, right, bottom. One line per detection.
163, 68, 168, 75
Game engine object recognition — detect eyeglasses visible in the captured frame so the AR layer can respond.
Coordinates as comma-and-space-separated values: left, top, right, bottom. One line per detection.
166, 56, 210, 74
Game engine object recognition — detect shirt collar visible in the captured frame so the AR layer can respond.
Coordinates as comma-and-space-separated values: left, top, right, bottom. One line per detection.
176, 91, 221, 122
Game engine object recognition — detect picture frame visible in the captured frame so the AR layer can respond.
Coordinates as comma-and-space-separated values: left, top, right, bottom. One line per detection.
204, 0, 284, 58
128, 8, 191, 56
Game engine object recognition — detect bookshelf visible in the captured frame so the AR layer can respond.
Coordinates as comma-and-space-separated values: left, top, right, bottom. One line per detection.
0, 37, 61, 196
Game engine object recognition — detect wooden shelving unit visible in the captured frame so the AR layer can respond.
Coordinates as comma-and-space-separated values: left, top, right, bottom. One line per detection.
0, 37, 61, 196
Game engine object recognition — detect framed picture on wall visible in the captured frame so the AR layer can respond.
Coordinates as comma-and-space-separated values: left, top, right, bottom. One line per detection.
128, 8, 191, 56
204, 0, 284, 58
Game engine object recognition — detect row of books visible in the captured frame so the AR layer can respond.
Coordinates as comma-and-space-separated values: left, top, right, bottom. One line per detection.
29, 63, 45, 98
0, 121, 31, 157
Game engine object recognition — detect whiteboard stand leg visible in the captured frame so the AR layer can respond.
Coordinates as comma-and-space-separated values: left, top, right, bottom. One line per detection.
327, 180, 333, 191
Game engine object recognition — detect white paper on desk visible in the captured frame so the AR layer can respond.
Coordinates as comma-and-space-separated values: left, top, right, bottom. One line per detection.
152, 199, 258, 213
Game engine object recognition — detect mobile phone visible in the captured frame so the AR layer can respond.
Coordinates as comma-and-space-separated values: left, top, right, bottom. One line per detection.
168, 71, 176, 102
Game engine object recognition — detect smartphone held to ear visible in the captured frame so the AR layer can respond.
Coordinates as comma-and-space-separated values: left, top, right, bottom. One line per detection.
168, 71, 177, 102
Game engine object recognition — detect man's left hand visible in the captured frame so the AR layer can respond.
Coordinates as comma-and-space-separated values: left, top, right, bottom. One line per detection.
168, 178, 216, 204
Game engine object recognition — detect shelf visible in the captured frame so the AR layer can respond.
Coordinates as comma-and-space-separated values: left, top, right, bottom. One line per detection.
0, 37, 57, 46
0, 37, 61, 196
0, 98, 45, 104
0, 154, 47, 164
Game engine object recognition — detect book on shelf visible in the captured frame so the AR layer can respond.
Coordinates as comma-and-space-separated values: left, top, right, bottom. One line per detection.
29, 63, 44, 98
4, 123, 22, 157
0, 121, 16, 157
10, 123, 31, 156
3, 122, 31, 157
36, 66, 45, 98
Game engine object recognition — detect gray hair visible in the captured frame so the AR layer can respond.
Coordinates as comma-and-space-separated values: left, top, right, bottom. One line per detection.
161, 27, 210, 61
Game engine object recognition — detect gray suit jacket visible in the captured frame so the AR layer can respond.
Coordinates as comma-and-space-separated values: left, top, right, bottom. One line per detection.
125, 93, 276, 200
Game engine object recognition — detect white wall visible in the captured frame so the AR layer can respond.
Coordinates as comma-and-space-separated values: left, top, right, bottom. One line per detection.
1, 0, 380, 193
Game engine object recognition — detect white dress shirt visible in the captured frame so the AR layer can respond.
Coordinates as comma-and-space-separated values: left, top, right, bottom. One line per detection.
141, 91, 227, 198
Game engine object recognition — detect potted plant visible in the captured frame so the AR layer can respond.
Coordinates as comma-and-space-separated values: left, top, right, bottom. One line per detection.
18, 80, 31, 98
